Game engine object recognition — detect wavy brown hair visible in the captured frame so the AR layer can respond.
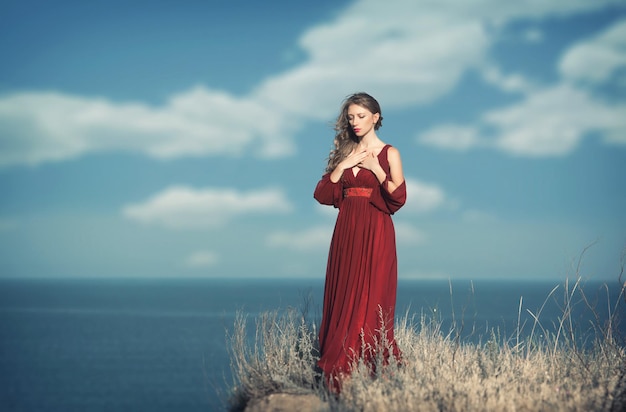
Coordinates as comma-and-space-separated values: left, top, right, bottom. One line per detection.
325, 92, 383, 173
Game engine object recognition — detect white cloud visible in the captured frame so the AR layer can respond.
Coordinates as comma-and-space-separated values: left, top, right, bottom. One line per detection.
419, 13, 626, 158
480, 64, 536, 94
1, 0, 624, 167
417, 125, 484, 151
253, 13, 489, 118
419, 84, 626, 156
315, 203, 339, 218
267, 225, 333, 251
395, 222, 427, 244
488, 84, 626, 155
404, 178, 450, 214
184, 250, 220, 268
252, 0, 624, 117
122, 185, 293, 229
560, 18, 626, 84
0, 87, 295, 167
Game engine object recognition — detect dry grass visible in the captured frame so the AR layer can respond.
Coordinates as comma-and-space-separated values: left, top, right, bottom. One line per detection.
226, 276, 626, 411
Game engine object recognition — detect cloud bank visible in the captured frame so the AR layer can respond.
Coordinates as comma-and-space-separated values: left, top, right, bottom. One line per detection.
0, 88, 295, 167
418, 17, 626, 156
1, 0, 624, 167
122, 186, 292, 229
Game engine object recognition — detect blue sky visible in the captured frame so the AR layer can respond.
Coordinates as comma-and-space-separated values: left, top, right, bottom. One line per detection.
1, 0, 625, 280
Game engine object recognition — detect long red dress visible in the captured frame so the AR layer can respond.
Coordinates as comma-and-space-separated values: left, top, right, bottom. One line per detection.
313, 145, 406, 388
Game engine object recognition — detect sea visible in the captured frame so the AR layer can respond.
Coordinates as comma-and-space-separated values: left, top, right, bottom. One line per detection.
1, 277, 624, 412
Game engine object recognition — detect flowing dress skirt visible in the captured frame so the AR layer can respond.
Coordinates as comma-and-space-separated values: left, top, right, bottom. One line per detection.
313, 145, 406, 390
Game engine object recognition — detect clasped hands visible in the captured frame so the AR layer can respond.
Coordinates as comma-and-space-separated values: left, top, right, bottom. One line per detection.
342, 149, 380, 172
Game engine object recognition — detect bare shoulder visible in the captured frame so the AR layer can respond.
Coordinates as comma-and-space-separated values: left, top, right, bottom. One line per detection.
386, 145, 404, 180
387, 145, 402, 160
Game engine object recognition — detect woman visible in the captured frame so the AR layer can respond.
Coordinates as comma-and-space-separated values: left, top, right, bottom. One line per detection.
314, 92, 406, 390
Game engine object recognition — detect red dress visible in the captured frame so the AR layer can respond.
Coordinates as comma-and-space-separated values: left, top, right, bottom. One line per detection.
313, 145, 406, 388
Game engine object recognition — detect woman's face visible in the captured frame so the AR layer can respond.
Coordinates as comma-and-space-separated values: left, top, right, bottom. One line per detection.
347, 104, 379, 138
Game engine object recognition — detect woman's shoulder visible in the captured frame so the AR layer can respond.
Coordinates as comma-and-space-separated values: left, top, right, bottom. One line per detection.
384, 145, 402, 169
384, 144, 401, 156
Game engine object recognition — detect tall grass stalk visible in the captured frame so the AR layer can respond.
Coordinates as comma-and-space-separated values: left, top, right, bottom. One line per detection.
226, 277, 626, 411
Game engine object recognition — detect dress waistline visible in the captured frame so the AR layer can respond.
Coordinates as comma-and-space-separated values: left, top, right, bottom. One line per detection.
343, 187, 373, 198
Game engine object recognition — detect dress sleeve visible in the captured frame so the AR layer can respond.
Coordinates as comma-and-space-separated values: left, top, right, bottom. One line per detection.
314, 173, 344, 209
370, 177, 406, 215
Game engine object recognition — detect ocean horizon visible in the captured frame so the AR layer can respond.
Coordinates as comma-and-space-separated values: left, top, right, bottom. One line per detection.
1, 277, 623, 411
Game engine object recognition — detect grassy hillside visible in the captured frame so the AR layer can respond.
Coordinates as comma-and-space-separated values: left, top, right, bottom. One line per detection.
226, 277, 626, 411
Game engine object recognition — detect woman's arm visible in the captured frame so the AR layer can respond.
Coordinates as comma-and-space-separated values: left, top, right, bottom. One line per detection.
383, 146, 404, 193
329, 150, 369, 183
362, 147, 404, 193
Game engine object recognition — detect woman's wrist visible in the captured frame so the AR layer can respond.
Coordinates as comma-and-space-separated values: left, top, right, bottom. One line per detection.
373, 166, 386, 183
330, 165, 345, 183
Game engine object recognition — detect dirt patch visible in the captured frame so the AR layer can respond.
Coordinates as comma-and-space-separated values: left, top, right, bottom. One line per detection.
244, 393, 328, 412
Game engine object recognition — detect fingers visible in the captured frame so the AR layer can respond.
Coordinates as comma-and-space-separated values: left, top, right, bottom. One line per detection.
358, 152, 379, 170
349, 151, 367, 163
344, 150, 372, 169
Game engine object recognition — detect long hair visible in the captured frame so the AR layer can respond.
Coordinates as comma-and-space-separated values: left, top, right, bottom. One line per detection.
325, 92, 383, 173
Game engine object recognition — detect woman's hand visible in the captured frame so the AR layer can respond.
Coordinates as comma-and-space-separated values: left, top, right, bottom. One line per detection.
359, 150, 386, 183
358, 151, 381, 171
340, 150, 369, 170
329, 150, 368, 182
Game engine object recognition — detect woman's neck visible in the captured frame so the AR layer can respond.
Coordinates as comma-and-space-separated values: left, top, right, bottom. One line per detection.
357, 133, 380, 149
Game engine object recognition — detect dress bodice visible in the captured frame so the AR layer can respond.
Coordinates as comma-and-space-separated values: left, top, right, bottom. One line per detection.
341, 145, 391, 189
313, 144, 405, 215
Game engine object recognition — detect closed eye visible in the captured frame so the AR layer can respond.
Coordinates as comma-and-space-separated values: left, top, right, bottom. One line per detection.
348, 114, 367, 120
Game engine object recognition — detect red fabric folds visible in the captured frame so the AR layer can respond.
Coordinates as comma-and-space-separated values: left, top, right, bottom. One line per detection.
313, 145, 406, 391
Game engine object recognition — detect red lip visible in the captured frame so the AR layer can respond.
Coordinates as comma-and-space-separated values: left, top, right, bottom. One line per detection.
353, 128, 361, 133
